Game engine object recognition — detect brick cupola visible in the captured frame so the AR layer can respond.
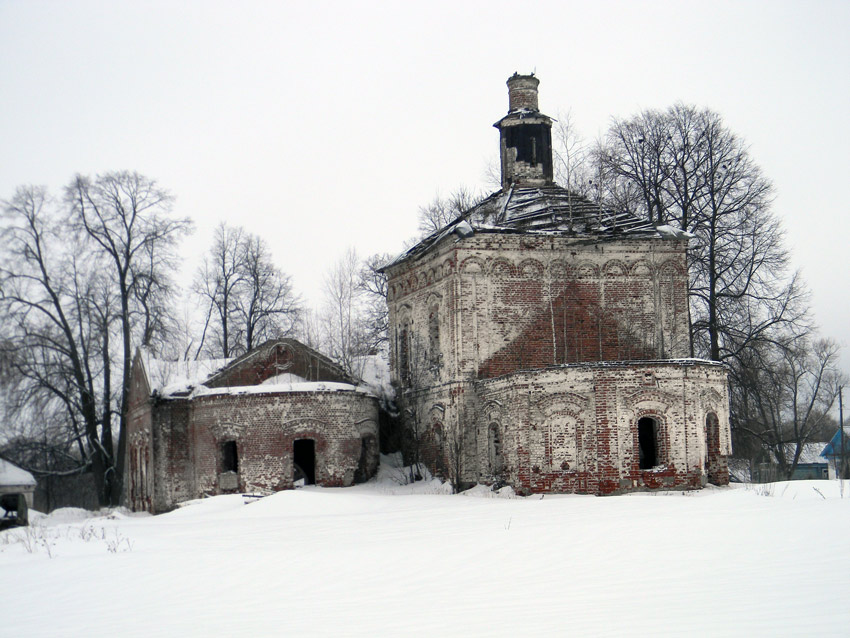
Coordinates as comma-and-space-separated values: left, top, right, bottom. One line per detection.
494, 73, 554, 189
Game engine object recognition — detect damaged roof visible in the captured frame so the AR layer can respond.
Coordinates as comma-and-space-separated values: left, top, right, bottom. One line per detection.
386, 184, 691, 270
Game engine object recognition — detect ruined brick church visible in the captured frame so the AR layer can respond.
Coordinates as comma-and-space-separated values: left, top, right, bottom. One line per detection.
126, 74, 731, 512
384, 74, 730, 495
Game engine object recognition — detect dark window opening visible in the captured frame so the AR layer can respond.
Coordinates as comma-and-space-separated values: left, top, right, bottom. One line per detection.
399, 326, 410, 384
505, 124, 552, 170
428, 308, 440, 367
489, 424, 503, 475
705, 413, 718, 471
221, 440, 238, 473
293, 438, 316, 485
638, 417, 658, 469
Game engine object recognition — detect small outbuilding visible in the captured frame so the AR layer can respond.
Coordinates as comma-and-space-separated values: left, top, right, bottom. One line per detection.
751, 443, 831, 482
0, 456, 36, 528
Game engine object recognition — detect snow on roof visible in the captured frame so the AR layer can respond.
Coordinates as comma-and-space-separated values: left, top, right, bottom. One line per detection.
141, 350, 232, 398
386, 185, 684, 270
769, 442, 830, 465
193, 381, 375, 398
0, 457, 36, 488
140, 344, 381, 401
476, 357, 727, 384
261, 373, 306, 385
655, 224, 696, 240
796, 443, 829, 465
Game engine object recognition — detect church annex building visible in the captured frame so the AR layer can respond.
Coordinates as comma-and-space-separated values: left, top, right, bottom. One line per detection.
126, 339, 380, 513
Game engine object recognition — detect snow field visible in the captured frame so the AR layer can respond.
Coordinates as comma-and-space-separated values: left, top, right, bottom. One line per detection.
1, 479, 848, 637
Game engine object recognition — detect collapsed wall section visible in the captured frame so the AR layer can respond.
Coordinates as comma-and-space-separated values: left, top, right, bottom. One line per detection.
205, 340, 350, 387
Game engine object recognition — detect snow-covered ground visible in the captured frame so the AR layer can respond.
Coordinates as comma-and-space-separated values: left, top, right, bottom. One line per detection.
2, 471, 849, 637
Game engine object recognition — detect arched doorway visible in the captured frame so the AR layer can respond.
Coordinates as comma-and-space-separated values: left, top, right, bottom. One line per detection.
705, 412, 721, 484
293, 439, 316, 485
488, 423, 503, 476
638, 417, 658, 469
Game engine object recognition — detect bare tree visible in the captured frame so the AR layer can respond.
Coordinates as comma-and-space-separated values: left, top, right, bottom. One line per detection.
194, 223, 246, 358
294, 308, 326, 353
237, 234, 300, 351
417, 186, 482, 237
598, 108, 674, 226
358, 252, 392, 354
1, 187, 116, 505
131, 230, 182, 354
552, 109, 591, 199
65, 171, 191, 504
1, 174, 190, 507
596, 105, 807, 363
733, 337, 845, 479
321, 247, 368, 377
194, 223, 300, 358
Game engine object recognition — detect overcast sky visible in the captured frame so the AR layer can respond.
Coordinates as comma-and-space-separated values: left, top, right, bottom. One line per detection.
1, 0, 848, 377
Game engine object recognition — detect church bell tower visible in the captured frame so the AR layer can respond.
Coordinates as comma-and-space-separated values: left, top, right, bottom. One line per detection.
494, 73, 554, 189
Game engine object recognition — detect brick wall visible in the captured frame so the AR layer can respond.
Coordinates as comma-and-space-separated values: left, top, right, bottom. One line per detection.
139, 389, 379, 512
152, 400, 194, 512
387, 232, 691, 386
127, 340, 380, 513
399, 361, 729, 495
507, 74, 539, 111
386, 231, 730, 495
474, 361, 730, 495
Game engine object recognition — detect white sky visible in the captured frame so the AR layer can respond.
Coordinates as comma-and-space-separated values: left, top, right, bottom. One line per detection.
1, 0, 848, 377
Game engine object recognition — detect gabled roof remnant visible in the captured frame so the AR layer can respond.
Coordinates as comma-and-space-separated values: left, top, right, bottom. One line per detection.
139, 348, 231, 398
137, 338, 374, 400
203, 338, 353, 388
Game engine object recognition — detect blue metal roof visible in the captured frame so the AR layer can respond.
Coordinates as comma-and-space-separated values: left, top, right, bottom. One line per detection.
820, 427, 850, 457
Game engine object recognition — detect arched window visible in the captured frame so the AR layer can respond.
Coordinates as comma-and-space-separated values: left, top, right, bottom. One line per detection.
428, 305, 440, 367
638, 417, 658, 469
705, 412, 720, 481
221, 440, 238, 473
398, 325, 410, 384
488, 423, 503, 475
